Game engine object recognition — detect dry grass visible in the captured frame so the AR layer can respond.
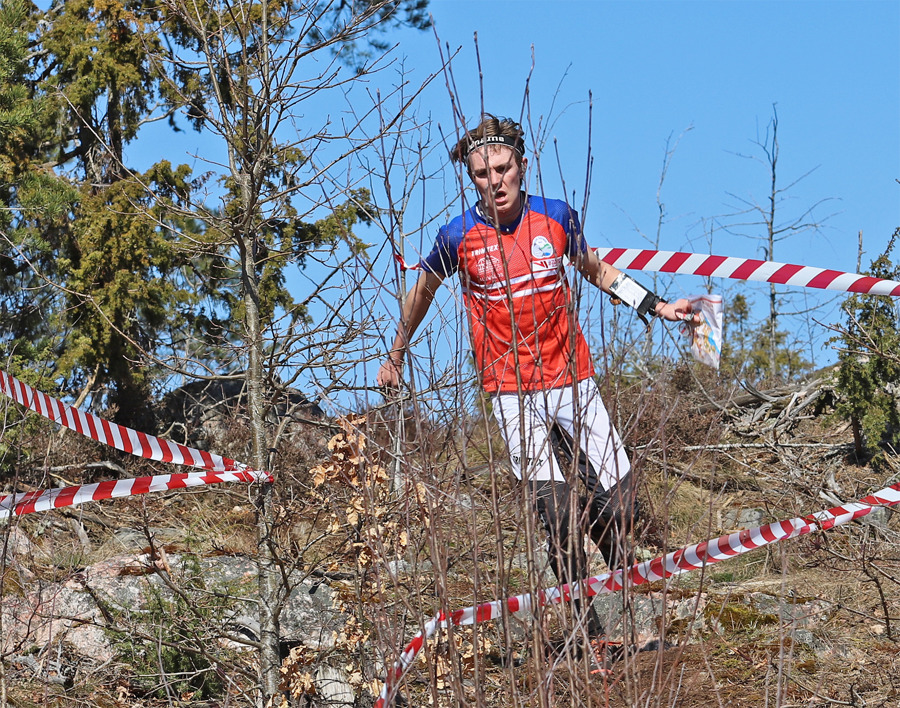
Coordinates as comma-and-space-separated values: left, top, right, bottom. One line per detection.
2, 374, 899, 707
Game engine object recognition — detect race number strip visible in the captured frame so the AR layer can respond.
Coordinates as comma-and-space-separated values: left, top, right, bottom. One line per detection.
374, 480, 900, 708
0, 370, 272, 518
396, 249, 900, 296
595, 248, 900, 296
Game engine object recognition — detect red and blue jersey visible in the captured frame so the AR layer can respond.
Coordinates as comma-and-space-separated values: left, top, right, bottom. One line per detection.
420, 195, 595, 393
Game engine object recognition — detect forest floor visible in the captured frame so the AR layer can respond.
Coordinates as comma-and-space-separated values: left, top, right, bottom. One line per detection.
2, 369, 899, 707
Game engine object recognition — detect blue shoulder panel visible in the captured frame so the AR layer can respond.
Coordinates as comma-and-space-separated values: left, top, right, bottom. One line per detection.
419, 206, 479, 277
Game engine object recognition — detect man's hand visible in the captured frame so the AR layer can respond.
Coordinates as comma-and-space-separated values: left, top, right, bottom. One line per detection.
377, 270, 444, 392
656, 298, 702, 324
377, 356, 404, 389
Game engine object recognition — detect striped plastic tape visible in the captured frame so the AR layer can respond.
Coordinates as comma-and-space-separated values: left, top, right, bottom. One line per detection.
595, 248, 900, 295
396, 248, 900, 296
373, 480, 900, 707
0, 370, 272, 518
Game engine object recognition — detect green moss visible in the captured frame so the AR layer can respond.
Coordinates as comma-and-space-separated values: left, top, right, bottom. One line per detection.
708, 602, 778, 632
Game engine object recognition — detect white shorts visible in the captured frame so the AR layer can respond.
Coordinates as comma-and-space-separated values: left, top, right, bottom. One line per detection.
491, 377, 631, 488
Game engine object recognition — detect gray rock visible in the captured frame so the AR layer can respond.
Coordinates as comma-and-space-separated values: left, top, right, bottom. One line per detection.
592, 593, 664, 643
280, 581, 342, 650
864, 505, 893, 528
7, 653, 69, 686
746, 592, 831, 629
1, 552, 347, 662
96, 527, 186, 554
384, 558, 408, 576
793, 628, 828, 653
722, 508, 765, 529
1, 526, 36, 557
160, 378, 323, 449
315, 665, 355, 706
591, 590, 716, 645
0, 527, 37, 586
508, 551, 556, 587
383, 558, 433, 577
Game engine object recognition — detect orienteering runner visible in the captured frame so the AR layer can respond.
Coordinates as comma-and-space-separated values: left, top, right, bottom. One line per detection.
377, 113, 697, 647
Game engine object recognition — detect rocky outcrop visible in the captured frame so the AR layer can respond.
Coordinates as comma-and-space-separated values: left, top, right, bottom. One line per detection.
1, 548, 346, 663
159, 377, 325, 448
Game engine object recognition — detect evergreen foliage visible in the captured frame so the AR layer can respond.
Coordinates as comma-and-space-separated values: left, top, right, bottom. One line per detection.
109, 554, 237, 701
0, 0, 424, 421
1, 4, 431, 699
832, 229, 900, 458
720, 292, 812, 384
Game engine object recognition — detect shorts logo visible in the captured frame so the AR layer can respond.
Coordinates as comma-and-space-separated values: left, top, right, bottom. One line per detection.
531, 235, 553, 259
510, 453, 549, 469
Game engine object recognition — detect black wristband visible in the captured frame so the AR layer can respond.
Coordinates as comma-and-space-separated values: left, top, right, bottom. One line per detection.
637, 294, 666, 318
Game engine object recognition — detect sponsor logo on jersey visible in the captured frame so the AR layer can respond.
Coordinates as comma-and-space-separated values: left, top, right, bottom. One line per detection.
510, 453, 551, 470
534, 257, 562, 270
471, 244, 500, 257
531, 235, 554, 259
475, 255, 503, 283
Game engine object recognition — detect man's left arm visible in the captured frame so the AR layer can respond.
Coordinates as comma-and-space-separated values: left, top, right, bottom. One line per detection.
574, 246, 698, 323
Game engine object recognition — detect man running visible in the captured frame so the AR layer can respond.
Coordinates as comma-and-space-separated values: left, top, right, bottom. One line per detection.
377, 113, 695, 642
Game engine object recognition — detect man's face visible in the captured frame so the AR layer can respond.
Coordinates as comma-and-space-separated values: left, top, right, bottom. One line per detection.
467, 145, 527, 225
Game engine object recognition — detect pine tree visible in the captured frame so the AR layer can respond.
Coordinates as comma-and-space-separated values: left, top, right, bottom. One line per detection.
1, 0, 429, 424
0, 0, 79, 383
832, 229, 900, 458
3, 3, 433, 697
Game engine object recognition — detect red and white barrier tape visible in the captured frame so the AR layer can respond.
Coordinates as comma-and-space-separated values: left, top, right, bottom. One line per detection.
0, 370, 272, 518
374, 480, 900, 707
396, 248, 900, 296
595, 248, 900, 295
394, 253, 420, 271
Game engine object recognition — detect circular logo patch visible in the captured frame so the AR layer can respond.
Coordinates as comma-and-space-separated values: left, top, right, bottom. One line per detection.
531, 235, 554, 259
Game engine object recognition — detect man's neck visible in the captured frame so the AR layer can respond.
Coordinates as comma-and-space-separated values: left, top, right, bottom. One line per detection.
481, 192, 526, 230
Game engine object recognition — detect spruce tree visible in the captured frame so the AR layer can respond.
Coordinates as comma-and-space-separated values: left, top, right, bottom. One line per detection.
833, 229, 900, 459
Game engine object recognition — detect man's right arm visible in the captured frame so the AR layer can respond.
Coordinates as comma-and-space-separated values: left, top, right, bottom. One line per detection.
377, 270, 445, 388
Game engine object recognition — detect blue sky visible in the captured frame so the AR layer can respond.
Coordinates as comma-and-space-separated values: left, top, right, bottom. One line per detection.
136, 0, 900, 265
124, 0, 899, 402
412, 0, 898, 265
350, 0, 900, 392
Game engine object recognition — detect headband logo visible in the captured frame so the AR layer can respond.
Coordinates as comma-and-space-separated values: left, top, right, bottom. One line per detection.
466, 135, 523, 158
